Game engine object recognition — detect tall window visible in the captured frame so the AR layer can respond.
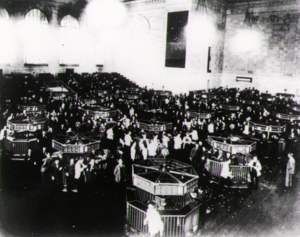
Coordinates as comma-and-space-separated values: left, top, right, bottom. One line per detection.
0, 8, 12, 64
60, 15, 80, 66
165, 11, 189, 68
24, 9, 49, 65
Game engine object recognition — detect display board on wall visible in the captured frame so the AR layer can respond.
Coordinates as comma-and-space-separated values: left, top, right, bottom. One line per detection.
165, 11, 188, 68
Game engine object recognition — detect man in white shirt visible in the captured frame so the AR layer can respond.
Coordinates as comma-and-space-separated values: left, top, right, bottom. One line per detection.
190, 128, 199, 142
285, 153, 295, 188
124, 116, 131, 129
0, 125, 7, 140
124, 130, 133, 147
106, 126, 114, 140
182, 133, 192, 149
173, 132, 183, 161
144, 202, 164, 237
183, 118, 192, 131
174, 133, 182, 150
148, 137, 158, 158
247, 155, 262, 190
221, 159, 233, 179
129, 107, 135, 118
73, 157, 87, 192
139, 133, 149, 160
161, 131, 170, 149
207, 121, 214, 134
247, 156, 262, 177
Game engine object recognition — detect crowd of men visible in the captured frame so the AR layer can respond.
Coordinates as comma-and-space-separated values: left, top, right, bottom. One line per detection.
1, 72, 300, 194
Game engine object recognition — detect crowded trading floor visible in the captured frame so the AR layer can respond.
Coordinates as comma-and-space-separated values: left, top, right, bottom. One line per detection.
1, 72, 300, 237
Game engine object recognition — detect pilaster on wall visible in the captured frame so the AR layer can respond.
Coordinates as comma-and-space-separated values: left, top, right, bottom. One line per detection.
51, 8, 59, 26
227, 0, 300, 13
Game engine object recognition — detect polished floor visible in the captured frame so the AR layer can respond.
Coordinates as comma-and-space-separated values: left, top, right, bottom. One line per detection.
199, 157, 300, 237
1, 153, 300, 237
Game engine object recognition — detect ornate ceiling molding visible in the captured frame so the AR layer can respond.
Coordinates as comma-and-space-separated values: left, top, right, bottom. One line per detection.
0, 0, 86, 20
124, 0, 166, 8
193, 0, 227, 13
228, 0, 300, 10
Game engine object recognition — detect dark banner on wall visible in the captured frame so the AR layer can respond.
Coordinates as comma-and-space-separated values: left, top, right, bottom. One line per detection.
165, 11, 188, 68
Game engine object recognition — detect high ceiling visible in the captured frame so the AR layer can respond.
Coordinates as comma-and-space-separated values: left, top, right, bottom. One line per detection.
0, 0, 88, 19
0, 0, 278, 17
0, 0, 271, 6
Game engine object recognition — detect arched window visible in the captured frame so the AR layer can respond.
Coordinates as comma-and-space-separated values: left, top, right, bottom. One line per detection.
24, 9, 49, 65
130, 14, 151, 46
129, 14, 151, 67
0, 8, 12, 64
60, 15, 80, 66
0, 8, 9, 20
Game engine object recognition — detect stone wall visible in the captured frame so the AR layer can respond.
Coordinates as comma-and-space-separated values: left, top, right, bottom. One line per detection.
222, 0, 300, 95
2, 0, 300, 95
111, 0, 227, 94
0, 0, 226, 94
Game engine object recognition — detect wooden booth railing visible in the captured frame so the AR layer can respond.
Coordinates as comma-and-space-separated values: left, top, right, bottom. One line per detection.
127, 201, 199, 237
272, 111, 300, 121
7, 118, 47, 132
205, 158, 251, 186
3, 137, 39, 159
186, 110, 214, 119
249, 121, 286, 139
18, 104, 46, 113
137, 121, 173, 132
287, 104, 300, 112
44, 81, 77, 97
135, 188, 192, 211
207, 136, 257, 154
241, 99, 260, 105
218, 104, 241, 111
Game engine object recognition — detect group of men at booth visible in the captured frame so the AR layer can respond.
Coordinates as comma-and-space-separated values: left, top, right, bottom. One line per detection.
40, 148, 125, 193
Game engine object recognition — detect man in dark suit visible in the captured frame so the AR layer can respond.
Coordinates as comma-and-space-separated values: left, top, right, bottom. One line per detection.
189, 140, 203, 168
41, 152, 54, 189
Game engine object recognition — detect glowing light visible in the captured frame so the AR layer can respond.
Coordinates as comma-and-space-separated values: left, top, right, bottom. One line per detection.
82, 0, 127, 32
185, 14, 216, 45
23, 21, 51, 63
19, 9, 51, 64
60, 15, 79, 29
60, 16, 81, 64
230, 29, 263, 54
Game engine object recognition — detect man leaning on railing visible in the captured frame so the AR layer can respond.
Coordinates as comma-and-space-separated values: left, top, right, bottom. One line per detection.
144, 201, 164, 237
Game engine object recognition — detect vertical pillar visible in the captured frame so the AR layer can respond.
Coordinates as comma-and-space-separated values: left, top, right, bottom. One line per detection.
51, 8, 59, 26
50, 7, 61, 74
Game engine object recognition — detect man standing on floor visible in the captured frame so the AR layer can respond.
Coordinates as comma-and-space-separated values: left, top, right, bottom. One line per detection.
73, 157, 87, 193
247, 155, 262, 190
144, 202, 164, 237
285, 152, 295, 188
189, 140, 202, 167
